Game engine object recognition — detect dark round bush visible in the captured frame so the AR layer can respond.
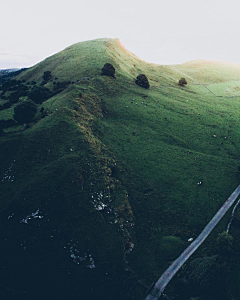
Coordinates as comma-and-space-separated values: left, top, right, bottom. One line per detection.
42, 71, 52, 82
135, 74, 150, 89
101, 63, 115, 77
179, 78, 187, 86
13, 100, 37, 124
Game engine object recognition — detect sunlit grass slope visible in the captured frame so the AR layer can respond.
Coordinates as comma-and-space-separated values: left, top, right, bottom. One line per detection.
174, 59, 240, 83
1, 38, 240, 300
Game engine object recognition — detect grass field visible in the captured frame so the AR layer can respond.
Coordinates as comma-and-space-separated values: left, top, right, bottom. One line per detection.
1, 38, 240, 300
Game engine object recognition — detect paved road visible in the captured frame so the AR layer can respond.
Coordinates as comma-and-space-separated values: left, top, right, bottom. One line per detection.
145, 184, 240, 300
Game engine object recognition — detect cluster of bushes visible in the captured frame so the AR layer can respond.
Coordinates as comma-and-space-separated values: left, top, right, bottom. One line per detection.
28, 86, 51, 104
0, 79, 30, 109
0, 71, 55, 106
1, 79, 29, 96
0, 70, 73, 127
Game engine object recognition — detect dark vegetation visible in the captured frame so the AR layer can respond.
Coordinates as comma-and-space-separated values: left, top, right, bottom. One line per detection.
135, 74, 150, 89
28, 86, 51, 104
52, 81, 71, 95
0, 70, 71, 127
173, 230, 235, 300
0, 119, 16, 128
179, 77, 187, 86
0, 79, 30, 110
178, 255, 229, 300
101, 63, 116, 77
42, 70, 52, 83
216, 231, 234, 255
13, 100, 37, 124
0, 128, 5, 136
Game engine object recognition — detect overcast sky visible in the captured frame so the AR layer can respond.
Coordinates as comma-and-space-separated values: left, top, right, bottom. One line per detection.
1, 0, 240, 69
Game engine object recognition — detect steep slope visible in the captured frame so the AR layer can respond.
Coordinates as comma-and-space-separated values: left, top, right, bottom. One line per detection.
1, 38, 240, 300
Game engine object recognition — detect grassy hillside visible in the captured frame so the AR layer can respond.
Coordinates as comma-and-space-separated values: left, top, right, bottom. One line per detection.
1, 38, 240, 300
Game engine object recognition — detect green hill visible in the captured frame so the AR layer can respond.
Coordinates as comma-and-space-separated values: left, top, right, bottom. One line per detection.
1, 38, 240, 300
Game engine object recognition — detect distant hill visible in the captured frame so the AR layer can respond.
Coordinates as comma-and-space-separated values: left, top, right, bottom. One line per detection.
1, 38, 240, 300
174, 59, 240, 83
0, 68, 21, 73
0, 68, 27, 85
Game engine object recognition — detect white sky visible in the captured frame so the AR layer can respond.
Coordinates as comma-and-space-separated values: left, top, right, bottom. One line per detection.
1, 0, 240, 69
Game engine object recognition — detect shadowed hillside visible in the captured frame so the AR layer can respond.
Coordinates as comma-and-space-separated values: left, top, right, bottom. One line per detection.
1, 38, 240, 300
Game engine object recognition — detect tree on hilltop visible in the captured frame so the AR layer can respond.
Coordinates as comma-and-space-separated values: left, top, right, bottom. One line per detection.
101, 63, 115, 77
135, 74, 150, 89
179, 78, 187, 86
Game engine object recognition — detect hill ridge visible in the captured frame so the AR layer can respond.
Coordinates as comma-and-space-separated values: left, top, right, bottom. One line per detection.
1, 37, 240, 300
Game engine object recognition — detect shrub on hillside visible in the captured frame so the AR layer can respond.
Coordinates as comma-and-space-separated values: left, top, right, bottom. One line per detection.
135, 74, 150, 89
42, 71, 52, 82
13, 100, 37, 124
101, 63, 115, 77
28, 86, 51, 104
179, 78, 187, 86
40, 107, 48, 118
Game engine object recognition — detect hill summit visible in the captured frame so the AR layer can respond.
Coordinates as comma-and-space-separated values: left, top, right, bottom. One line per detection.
1, 38, 240, 300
